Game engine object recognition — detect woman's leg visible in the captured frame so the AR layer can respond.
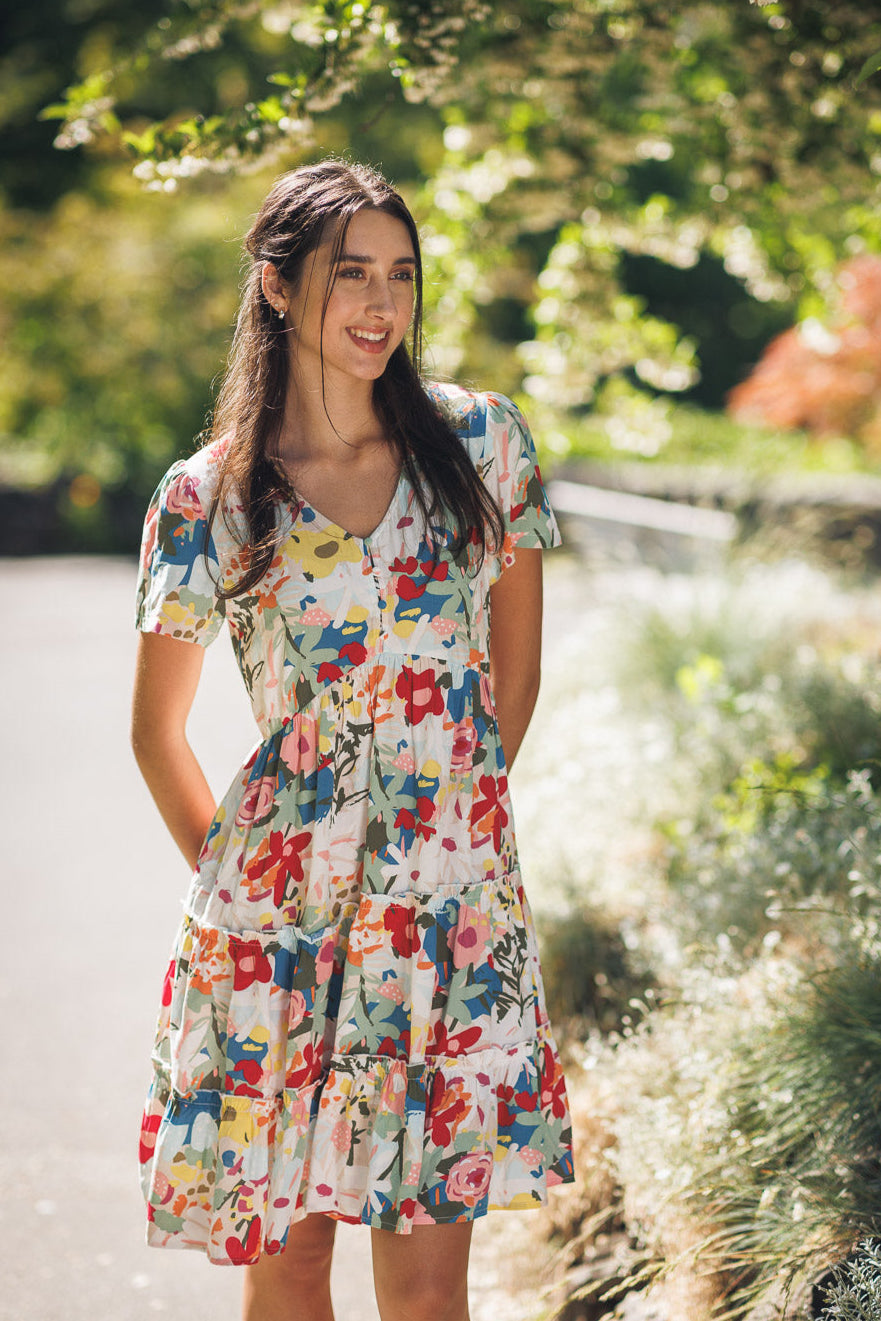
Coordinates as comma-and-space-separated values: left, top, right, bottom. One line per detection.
241, 1214, 337, 1321
371, 1221, 473, 1321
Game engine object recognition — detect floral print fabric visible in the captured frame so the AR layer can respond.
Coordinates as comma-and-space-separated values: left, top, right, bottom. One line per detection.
135, 383, 575, 1263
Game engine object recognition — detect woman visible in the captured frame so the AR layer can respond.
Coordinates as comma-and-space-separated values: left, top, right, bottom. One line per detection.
132, 158, 574, 1321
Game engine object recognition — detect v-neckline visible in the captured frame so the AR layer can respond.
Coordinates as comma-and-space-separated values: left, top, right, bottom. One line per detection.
291, 468, 408, 544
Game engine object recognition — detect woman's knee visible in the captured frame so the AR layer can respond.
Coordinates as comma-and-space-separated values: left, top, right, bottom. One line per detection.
242, 1214, 336, 1312
371, 1222, 472, 1321
389, 1275, 468, 1321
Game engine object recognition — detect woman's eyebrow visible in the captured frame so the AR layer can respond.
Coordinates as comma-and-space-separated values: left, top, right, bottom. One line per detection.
337, 252, 417, 265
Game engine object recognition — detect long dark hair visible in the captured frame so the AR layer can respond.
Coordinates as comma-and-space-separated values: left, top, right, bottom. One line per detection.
206, 158, 504, 597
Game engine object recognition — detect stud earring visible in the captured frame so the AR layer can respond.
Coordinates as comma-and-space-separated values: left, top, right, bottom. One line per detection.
275, 305, 285, 321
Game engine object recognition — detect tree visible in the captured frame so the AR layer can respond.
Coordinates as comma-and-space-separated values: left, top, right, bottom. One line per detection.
41, 2, 881, 433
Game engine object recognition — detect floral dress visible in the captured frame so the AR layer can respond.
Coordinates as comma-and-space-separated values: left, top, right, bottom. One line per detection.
135, 382, 574, 1264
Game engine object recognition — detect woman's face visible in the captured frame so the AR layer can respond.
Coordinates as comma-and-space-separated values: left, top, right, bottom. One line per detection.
286, 207, 417, 390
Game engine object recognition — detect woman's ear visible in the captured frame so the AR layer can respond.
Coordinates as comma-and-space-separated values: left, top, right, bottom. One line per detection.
261, 262, 287, 316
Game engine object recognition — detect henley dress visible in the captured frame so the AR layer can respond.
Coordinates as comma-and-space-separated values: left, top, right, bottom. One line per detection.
135, 382, 575, 1264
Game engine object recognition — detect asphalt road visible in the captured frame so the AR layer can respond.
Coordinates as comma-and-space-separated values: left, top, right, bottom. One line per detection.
0, 556, 566, 1321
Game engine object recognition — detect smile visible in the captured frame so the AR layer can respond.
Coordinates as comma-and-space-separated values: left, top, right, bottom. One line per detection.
348, 327, 390, 353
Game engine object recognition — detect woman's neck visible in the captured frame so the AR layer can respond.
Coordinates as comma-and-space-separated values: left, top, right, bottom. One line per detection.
278, 370, 386, 464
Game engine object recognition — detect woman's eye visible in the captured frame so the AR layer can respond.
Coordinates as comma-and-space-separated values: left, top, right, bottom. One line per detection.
339, 267, 363, 279
393, 270, 415, 282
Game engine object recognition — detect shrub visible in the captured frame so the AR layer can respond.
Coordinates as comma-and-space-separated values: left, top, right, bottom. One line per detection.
537, 905, 655, 1036
602, 935, 881, 1320
818, 1241, 881, 1321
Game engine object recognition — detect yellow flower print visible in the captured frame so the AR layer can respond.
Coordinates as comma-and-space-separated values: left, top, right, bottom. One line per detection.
284, 528, 363, 578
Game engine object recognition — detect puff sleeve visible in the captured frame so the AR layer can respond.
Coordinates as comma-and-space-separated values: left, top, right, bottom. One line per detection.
135, 459, 226, 646
481, 392, 562, 577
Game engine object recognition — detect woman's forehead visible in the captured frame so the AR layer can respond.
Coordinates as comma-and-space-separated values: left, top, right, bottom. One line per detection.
319, 208, 415, 260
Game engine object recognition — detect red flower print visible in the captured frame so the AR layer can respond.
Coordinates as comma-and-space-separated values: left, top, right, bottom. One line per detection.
229, 1057, 264, 1096
428, 1022, 483, 1057
340, 640, 367, 665
397, 575, 425, 602
378, 1032, 409, 1057
225, 1215, 262, 1265
229, 937, 273, 990
160, 957, 174, 1007
395, 554, 450, 600
139, 1111, 162, 1165
286, 1041, 323, 1090
394, 667, 445, 725
317, 661, 343, 683
245, 829, 312, 908
428, 1077, 469, 1146
416, 795, 435, 824
540, 1044, 569, 1120
470, 774, 509, 852
383, 905, 420, 959
395, 807, 416, 832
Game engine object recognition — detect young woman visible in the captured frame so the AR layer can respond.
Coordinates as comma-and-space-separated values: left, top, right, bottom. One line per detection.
131, 158, 574, 1321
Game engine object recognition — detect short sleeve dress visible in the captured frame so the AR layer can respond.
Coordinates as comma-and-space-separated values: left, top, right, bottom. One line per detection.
135, 382, 575, 1264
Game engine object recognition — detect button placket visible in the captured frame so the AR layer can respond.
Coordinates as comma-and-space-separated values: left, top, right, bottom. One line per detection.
361, 536, 388, 640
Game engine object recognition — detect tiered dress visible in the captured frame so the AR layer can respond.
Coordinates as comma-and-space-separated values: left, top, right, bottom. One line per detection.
135, 382, 574, 1264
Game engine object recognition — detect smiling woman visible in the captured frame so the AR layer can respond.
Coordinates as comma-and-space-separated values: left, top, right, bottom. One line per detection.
130, 158, 574, 1321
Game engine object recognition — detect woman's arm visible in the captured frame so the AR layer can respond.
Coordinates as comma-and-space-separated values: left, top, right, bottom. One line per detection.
488, 547, 544, 769
131, 631, 217, 869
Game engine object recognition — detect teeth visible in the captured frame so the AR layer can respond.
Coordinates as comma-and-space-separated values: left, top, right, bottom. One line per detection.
351, 329, 387, 342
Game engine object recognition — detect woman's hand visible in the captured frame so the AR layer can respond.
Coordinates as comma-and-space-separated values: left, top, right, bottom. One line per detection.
131, 632, 217, 869
488, 547, 544, 769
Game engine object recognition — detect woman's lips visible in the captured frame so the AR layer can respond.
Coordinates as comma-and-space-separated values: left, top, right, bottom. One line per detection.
347, 327, 391, 354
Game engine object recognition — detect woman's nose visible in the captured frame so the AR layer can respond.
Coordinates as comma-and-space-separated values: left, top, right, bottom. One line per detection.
366, 277, 397, 316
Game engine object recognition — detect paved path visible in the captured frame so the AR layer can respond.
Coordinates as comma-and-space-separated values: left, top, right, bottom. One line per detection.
0, 556, 573, 1321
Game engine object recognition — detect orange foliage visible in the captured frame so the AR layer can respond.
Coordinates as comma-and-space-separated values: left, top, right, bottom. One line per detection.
727, 256, 881, 453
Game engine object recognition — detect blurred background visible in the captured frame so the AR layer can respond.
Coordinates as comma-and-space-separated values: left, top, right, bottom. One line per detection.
5, 3, 881, 1319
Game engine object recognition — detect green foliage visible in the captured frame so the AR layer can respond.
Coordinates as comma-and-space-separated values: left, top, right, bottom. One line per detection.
611, 579, 881, 949
819, 1241, 881, 1321
538, 904, 654, 1034
41, 1, 490, 179
0, 173, 249, 543
608, 940, 881, 1319
536, 393, 876, 471
36, 0, 881, 432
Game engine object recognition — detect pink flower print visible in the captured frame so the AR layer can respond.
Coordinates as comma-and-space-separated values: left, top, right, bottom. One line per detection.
288, 989, 307, 1030
451, 907, 493, 969
404, 1161, 421, 1187
392, 750, 416, 774
330, 1120, 352, 1153
235, 777, 276, 827
286, 1090, 310, 1127
378, 981, 405, 1004
150, 1171, 174, 1206
300, 606, 332, 627
445, 1152, 493, 1206
520, 1147, 543, 1168
450, 720, 477, 775
430, 618, 457, 639
315, 938, 336, 985
164, 472, 202, 520
280, 717, 318, 776
379, 1066, 407, 1120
